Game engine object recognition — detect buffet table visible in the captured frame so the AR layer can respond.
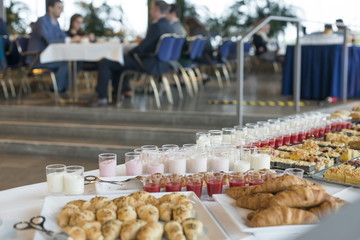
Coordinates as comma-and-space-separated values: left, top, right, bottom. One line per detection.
282, 44, 360, 100
1, 164, 359, 240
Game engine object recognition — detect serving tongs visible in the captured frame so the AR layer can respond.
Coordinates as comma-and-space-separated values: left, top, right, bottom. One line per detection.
84, 175, 143, 189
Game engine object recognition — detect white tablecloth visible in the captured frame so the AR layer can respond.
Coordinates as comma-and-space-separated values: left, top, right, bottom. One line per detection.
0, 165, 359, 240
40, 43, 125, 64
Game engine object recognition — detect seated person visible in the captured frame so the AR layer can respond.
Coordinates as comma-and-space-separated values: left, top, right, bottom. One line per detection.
92, 0, 174, 106
26, 0, 78, 92
66, 13, 94, 41
252, 23, 279, 61
166, 4, 186, 36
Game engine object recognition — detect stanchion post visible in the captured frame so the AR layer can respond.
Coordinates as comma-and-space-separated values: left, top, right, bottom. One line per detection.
342, 27, 348, 102
293, 22, 302, 112
237, 39, 245, 126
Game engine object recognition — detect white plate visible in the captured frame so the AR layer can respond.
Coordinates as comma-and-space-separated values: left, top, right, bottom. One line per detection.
213, 194, 316, 235
34, 191, 229, 240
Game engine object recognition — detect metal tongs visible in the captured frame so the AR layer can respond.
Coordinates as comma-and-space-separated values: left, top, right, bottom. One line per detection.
84, 175, 143, 189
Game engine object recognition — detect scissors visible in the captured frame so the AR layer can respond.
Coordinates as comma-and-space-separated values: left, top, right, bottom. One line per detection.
84, 175, 127, 185
14, 216, 70, 240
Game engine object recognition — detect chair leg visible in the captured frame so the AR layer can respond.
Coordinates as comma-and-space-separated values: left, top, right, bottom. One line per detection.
172, 73, 183, 99
84, 71, 92, 90
49, 72, 59, 101
148, 76, 161, 108
221, 64, 231, 86
161, 75, 173, 104
108, 80, 112, 103
186, 68, 198, 94
179, 68, 193, 97
7, 77, 16, 97
0, 78, 9, 99
193, 67, 203, 87
212, 66, 223, 88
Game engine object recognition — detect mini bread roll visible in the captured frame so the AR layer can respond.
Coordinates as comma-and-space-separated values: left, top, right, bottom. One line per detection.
159, 193, 183, 203
66, 200, 87, 208
90, 196, 111, 210
136, 204, 159, 222
136, 221, 164, 240
182, 218, 203, 240
69, 210, 95, 226
145, 195, 159, 206
63, 226, 86, 240
173, 204, 193, 222
102, 219, 122, 240
66, 200, 95, 212
171, 195, 193, 210
165, 221, 186, 240
96, 208, 116, 224
58, 205, 80, 227
158, 202, 173, 222
120, 219, 147, 240
113, 196, 142, 208
80, 221, 104, 240
130, 191, 151, 201
117, 205, 137, 222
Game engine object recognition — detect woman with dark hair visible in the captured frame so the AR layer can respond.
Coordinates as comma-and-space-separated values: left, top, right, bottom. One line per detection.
183, 17, 213, 63
66, 14, 94, 41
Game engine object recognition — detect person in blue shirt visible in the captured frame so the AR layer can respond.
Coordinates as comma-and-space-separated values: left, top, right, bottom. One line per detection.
26, 0, 80, 92
91, 0, 174, 107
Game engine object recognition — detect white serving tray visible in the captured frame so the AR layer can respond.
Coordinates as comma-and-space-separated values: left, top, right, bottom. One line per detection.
34, 191, 229, 240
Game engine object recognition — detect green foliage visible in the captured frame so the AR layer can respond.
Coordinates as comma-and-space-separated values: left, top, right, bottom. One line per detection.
6, 0, 29, 35
76, 0, 123, 36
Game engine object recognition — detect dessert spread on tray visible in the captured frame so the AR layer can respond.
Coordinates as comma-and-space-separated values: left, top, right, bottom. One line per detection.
323, 158, 360, 186
58, 191, 203, 240
225, 175, 346, 228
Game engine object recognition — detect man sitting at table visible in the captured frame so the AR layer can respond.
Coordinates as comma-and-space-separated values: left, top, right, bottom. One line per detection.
92, 0, 174, 106
26, 0, 81, 93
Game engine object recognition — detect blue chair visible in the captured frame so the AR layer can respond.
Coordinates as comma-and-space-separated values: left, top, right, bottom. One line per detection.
16, 37, 60, 102
116, 34, 176, 108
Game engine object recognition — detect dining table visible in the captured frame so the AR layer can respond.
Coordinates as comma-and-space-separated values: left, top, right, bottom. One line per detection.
1, 164, 359, 240
39, 42, 136, 101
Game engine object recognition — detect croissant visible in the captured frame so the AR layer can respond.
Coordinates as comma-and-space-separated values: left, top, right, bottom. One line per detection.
120, 219, 147, 240
252, 175, 311, 194
236, 193, 273, 210
158, 202, 173, 222
309, 200, 345, 219
136, 221, 164, 240
80, 221, 104, 240
62, 226, 86, 240
136, 204, 159, 222
101, 219, 122, 240
96, 208, 116, 224
225, 186, 256, 199
248, 206, 319, 227
164, 221, 186, 240
117, 205, 137, 222
269, 185, 328, 208
182, 218, 203, 240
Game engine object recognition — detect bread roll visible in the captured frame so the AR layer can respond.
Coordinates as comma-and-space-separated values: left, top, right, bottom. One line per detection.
158, 202, 173, 222
58, 205, 80, 227
90, 196, 111, 210
182, 218, 203, 240
80, 221, 104, 240
248, 206, 318, 227
120, 219, 147, 240
68, 210, 95, 226
164, 221, 186, 240
173, 204, 193, 222
136, 221, 164, 240
136, 204, 159, 222
96, 208, 116, 224
117, 205, 137, 222
62, 226, 86, 240
102, 219, 122, 240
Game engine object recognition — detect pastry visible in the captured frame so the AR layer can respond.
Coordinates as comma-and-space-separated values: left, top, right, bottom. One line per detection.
58, 205, 80, 227
225, 186, 255, 199
164, 221, 186, 240
252, 175, 311, 194
308, 200, 345, 219
90, 196, 111, 210
236, 193, 273, 210
136, 221, 164, 240
68, 210, 95, 226
120, 219, 147, 240
136, 204, 159, 222
182, 218, 203, 240
117, 205, 137, 222
158, 202, 173, 222
101, 219, 122, 240
96, 208, 116, 224
62, 226, 86, 240
173, 204, 193, 222
80, 221, 103, 240
269, 185, 328, 208
248, 206, 318, 227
